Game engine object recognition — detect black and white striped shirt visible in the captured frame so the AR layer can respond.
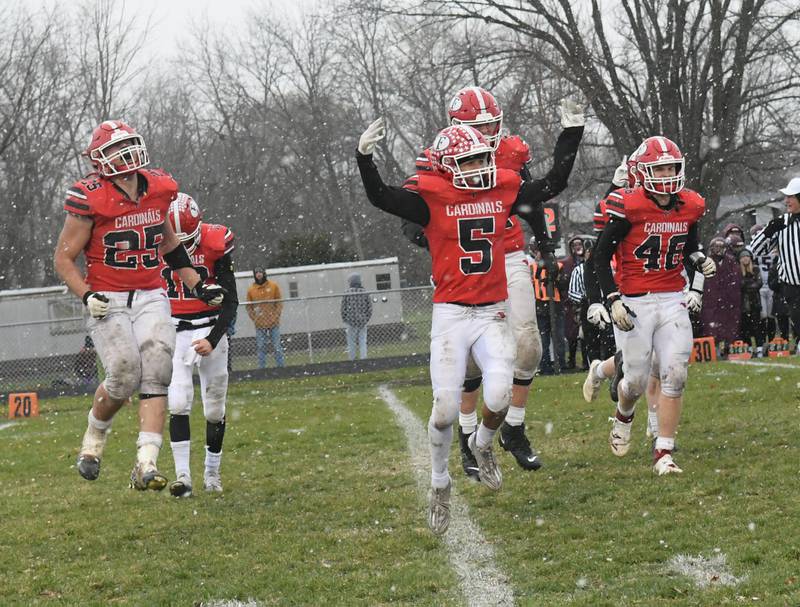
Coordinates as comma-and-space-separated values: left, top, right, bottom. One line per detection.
748, 213, 800, 286
568, 263, 586, 304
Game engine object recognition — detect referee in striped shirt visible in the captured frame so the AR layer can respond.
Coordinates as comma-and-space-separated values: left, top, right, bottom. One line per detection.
748, 177, 800, 347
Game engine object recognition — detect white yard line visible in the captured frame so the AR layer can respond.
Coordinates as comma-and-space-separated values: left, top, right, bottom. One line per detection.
378, 385, 515, 607
0, 421, 16, 431
726, 359, 800, 370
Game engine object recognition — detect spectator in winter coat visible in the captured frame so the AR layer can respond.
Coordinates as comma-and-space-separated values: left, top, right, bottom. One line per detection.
340, 273, 373, 360
246, 268, 285, 368
738, 249, 764, 355
700, 237, 742, 354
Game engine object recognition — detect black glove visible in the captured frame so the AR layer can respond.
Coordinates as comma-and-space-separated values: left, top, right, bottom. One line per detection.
191, 281, 226, 306
763, 216, 786, 237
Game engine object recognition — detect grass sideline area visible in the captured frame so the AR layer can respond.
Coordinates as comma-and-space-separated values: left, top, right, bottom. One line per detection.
0, 358, 798, 605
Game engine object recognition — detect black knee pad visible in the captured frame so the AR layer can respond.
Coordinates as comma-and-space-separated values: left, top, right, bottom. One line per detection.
463, 376, 482, 393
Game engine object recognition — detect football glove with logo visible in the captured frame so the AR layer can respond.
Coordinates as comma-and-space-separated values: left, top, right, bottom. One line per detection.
191, 282, 225, 307
685, 289, 703, 314
587, 303, 611, 330
83, 291, 110, 319
559, 98, 585, 129
358, 118, 385, 155
689, 252, 716, 278
611, 155, 629, 188
607, 293, 637, 331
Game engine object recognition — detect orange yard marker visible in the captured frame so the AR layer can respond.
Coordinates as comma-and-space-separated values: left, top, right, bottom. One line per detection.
8, 392, 39, 419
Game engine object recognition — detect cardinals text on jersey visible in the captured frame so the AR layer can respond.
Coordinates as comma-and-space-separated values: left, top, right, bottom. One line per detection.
64, 169, 178, 291
605, 188, 705, 295
411, 168, 521, 304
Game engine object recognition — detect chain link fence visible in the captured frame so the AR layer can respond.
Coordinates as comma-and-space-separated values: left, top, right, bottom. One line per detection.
0, 286, 435, 397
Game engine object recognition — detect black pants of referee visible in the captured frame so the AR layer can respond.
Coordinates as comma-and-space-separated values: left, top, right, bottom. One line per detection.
781, 284, 800, 345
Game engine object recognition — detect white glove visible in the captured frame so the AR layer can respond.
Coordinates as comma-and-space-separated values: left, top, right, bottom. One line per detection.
358, 117, 385, 155
609, 297, 637, 331
689, 252, 717, 278
559, 98, 585, 129
587, 303, 611, 330
685, 289, 703, 314
83, 291, 110, 319
611, 155, 629, 187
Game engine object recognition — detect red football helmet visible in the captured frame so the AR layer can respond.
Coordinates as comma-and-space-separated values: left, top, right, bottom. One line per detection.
429, 125, 496, 190
447, 87, 503, 150
632, 136, 685, 194
84, 120, 149, 177
168, 193, 203, 254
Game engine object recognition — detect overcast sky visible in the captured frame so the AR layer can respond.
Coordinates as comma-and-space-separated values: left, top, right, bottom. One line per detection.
11, 0, 321, 57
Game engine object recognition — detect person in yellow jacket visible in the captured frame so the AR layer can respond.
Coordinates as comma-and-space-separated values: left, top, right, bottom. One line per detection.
246, 268, 285, 368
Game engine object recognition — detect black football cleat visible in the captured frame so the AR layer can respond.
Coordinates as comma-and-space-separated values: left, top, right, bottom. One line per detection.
609, 350, 624, 403
458, 428, 481, 481
77, 455, 101, 481
499, 422, 542, 471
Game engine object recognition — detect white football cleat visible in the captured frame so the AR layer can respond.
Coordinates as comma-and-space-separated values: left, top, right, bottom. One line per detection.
468, 432, 502, 491
428, 482, 451, 535
204, 471, 223, 493
169, 474, 193, 498
653, 452, 683, 475
583, 360, 604, 402
608, 416, 633, 457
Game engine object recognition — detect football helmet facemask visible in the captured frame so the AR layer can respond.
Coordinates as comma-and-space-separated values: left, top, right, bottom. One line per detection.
447, 87, 503, 150
632, 136, 685, 194
84, 120, 149, 177
429, 125, 496, 191
168, 193, 203, 254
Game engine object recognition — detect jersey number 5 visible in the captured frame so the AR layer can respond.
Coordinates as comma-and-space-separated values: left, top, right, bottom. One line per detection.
633, 233, 688, 271
458, 217, 494, 275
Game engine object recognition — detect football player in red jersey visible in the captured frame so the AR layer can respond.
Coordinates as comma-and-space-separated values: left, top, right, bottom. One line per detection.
357, 104, 583, 534
53, 121, 225, 491
592, 136, 716, 475
402, 87, 584, 478
582, 150, 706, 444
162, 194, 238, 497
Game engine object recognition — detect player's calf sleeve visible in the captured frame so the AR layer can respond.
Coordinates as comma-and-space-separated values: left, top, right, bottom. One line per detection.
170, 414, 191, 443
427, 417, 454, 482
206, 417, 226, 454
462, 376, 482, 393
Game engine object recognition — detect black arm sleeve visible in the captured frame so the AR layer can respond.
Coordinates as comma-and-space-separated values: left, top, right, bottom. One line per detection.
681, 222, 701, 265
511, 126, 584, 240
519, 163, 533, 182
206, 254, 238, 349
583, 256, 603, 304
401, 218, 429, 250
356, 152, 430, 225
163, 243, 193, 270
593, 217, 631, 298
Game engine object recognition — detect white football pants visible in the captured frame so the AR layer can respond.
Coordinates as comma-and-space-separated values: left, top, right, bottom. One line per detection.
613, 292, 692, 400
167, 326, 229, 423
88, 288, 175, 400
429, 302, 515, 429
464, 250, 540, 383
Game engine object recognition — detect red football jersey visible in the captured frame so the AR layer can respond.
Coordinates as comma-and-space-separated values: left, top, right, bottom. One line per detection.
605, 188, 705, 295
161, 223, 234, 317
416, 135, 530, 254
413, 169, 520, 304
64, 169, 178, 291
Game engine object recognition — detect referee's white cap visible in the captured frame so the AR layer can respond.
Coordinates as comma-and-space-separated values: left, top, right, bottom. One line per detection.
779, 177, 800, 196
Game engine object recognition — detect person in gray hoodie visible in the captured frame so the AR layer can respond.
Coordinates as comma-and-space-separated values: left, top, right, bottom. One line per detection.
340, 273, 373, 360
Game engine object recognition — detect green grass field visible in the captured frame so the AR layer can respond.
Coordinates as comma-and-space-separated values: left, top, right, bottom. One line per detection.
1, 358, 799, 606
